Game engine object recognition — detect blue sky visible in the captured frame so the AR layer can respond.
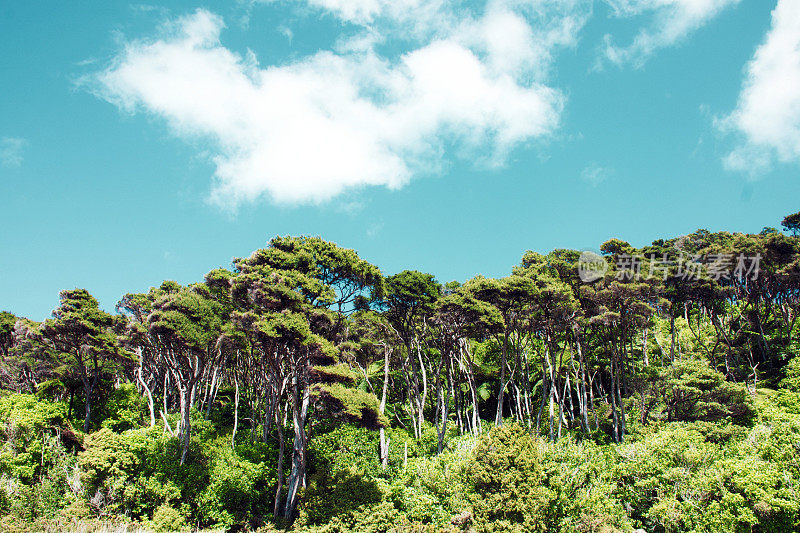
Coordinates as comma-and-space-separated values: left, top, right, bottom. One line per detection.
2, 0, 800, 321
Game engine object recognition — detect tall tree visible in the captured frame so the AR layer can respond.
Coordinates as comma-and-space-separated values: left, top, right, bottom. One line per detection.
40, 289, 124, 432
147, 283, 225, 463
383, 270, 441, 438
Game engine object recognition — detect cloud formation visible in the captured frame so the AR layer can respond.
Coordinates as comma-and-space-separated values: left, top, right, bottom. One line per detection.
719, 0, 800, 174
92, 2, 589, 206
580, 163, 610, 186
601, 0, 740, 67
0, 137, 27, 167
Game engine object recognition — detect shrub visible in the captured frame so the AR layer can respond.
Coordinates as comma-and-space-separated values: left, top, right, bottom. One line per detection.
151, 503, 188, 532
0, 393, 69, 483
197, 437, 276, 528
659, 360, 755, 425
466, 424, 556, 532
99, 383, 146, 432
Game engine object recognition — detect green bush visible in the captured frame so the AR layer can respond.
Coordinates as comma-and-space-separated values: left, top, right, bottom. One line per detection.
388, 436, 473, 525
615, 421, 800, 532
297, 466, 385, 527
658, 360, 755, 425
541, 436, 630, 533
0, 393, 69, 483
151, 502, 188, 532
197, 437, 276, 528
99, 383, 147, 432
79, 426, 188, 518
466, 424, 556, 532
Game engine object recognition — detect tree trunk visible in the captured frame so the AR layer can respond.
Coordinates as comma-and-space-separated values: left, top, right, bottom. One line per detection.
283, 371, 310, 519
231, 377, 240, 448
379, 345, 390, 467
495, 330, 509, 426
137, 367, 156, 427
179, 384, 192, 464
274, 406, 285, 518
82, 379, 93, 433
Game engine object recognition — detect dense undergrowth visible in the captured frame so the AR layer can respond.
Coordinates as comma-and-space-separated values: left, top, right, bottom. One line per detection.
1, 375, 799, 532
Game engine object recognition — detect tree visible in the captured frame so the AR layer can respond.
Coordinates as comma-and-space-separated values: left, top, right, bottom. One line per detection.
147, 283, 225, 463
466, 275, 536, 426
1, 317, 57, 395
231, 236, 385, 520
40, 289, 125, 432
656, 359, 754, 424
432, 289, 502, 449
0, 311, 16, 358
600, 238, 632, 256
383, 270, 441, 438
781, 211, 800, 236
584, 279, 660, 442
343, 310, 402, 465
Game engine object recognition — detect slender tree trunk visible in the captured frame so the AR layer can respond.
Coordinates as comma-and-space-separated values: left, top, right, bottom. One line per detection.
415, 339, 428, 438
495, 330, 509, 426
179, 384, 193, 465
137, 367, 156, 427
231, 376, 240, 448
274, 406, 285, 518
379, 345, 390, 467
670, 314, 676, 362
82, 379, 93, 433
575, 331, 590, 433
283, 370, 310, 519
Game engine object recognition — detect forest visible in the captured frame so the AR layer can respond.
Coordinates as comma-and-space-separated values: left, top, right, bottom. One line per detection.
1, 211, 800, 533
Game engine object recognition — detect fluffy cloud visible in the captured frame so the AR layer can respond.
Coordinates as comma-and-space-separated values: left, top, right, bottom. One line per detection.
0, 137, 27, 167
602, 0, 740, 67
91, 3, 588, 205
719, 0, 800, 174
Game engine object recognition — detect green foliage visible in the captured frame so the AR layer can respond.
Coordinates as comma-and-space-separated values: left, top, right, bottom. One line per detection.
616, 421, 800, 532
0, 394, 79, 523
466, 424, 556, 532
658, 360, 755, 424
312, 363, 360, 385
2, 231, 800, 531
389, 436, 474, 524
541, 437, 630, 533
309, 424, 382, 478
314, 383, 389, 429
0, 394, 68, 483
296, 425, 398, 529
297, 467, 385, 527
148, 286, 224, 351
781, 355, 800, 392
781, 211, 800, 235
197, 437, 275, 528
151, 503, 188, 532
600, 238, 633, 256
100, 383, 146, 432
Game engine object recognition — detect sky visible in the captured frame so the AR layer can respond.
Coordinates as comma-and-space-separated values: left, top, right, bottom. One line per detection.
2, 0, 800, 321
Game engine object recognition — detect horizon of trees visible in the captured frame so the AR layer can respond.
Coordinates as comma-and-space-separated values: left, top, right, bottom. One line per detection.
1, 212, 799, 530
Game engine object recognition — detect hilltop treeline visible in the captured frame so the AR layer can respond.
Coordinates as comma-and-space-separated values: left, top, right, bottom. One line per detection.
1, 213, 800, 532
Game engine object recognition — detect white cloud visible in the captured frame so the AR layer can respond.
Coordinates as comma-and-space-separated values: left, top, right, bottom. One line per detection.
580, 163, 610, 186
718, 0, 800, 174
0, 137, 27, 167
366, 220, 384, 238
601, 0, 740, 67
91, 4, 587, 206
273, 0, 454, 32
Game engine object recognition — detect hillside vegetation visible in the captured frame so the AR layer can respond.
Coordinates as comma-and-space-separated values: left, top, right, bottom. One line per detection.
1, 213, 800, 532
